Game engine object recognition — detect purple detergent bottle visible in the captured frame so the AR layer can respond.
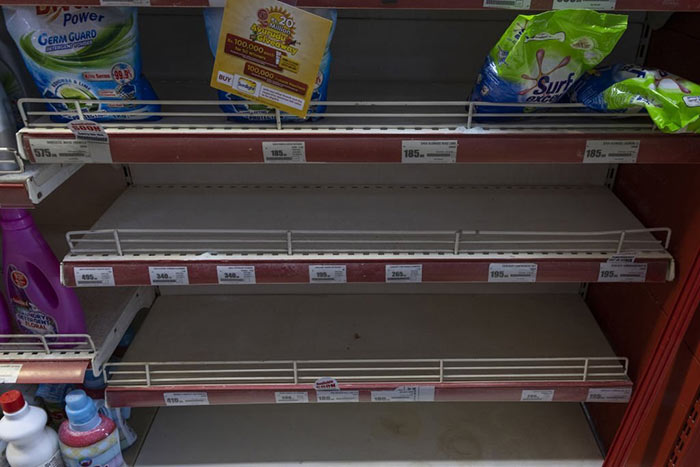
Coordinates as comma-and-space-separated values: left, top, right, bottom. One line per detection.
0, 209, 86, 338
0, 290, 11, 340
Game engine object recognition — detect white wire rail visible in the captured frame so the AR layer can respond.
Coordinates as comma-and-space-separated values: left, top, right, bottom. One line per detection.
0, 334, 95, 360
105, 356, 629, 387
18, 98, 664, 132
65, 227, 672, 257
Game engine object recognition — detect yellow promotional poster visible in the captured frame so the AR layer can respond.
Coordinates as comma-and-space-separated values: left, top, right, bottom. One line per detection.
210, 0, 332, 118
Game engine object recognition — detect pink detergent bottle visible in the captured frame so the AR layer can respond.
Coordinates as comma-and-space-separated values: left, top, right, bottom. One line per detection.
0, 209, 86, 337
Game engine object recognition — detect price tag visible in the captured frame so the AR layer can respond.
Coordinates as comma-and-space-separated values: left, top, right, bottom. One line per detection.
402, 140, 457, 163
583, 140, 639, 164
148, 267, 189, 285
521, 389, 555, 402
553, 0, 616, 9
586, 387, 632, 402
483, 0, 531, 8
263, 142, 306, 163
309, 265, 347, 283
488, 263, 538, 282
385, 264, 422, 283
316, 390, 359, 403
314, 377, 340, 391
163, 392, 210, 406
598, 262, 647, 282
217, 265, 256, 284
371, 386, 435, 402
73, 267, 115, 287
28, 139, 99, 163
100, 0, 150, 5
0, 364, 22, 383
68, 120, 108, 143
275, 392, 309, 404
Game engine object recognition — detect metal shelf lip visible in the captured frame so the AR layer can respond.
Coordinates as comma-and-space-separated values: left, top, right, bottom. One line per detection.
17, 98, 700, 164
0, 163, 81, 207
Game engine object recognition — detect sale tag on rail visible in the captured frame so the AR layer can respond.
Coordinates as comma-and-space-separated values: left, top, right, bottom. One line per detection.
68, 120, 108, 144
552, 0, 616, 10
210, 0, 332, 118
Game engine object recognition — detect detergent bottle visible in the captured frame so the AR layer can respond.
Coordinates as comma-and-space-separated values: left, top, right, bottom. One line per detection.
0, 209, 86, 337
0, 291, 12, 338
59, 390, 124, 467
82, 369, 137, 451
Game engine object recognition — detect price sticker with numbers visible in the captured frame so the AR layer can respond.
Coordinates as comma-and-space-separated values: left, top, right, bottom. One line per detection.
149, 266, 189, 285
28, 139, 95, 163
275, 392, 309, 404
100, 0, 151, 5
73, 267, 115, 287
488, 263, 538, 282
598, 262, 647, 282
217, 265, 256, 284
163, 392, 209, 406
309, 265, 347, 283
583, 140, 639, 164
316, 390, 359, 403
0, 364, 22, 384
371, 386, 435, 402
262, 142, 306, 163
385, 264, 422, 283
521, 389, 555, 401
402, 140, 457, 164
483, 0, 531, 8
586, 387, 632, 402
553, 0, 616, 9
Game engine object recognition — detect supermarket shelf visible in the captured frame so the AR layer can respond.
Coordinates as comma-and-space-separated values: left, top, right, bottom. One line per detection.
0, 163, 81, 208
105, 294, 632, 407
16, 98, 700, 164
134, 403, 603, 466
0, 286, 155, 383
61, 185, 675, 286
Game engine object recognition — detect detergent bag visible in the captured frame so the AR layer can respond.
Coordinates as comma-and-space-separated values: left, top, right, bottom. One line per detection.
471, 10, 627, 112
3, 6, 158, 122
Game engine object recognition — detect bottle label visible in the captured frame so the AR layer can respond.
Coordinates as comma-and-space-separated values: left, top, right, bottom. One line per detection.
7, 265, 59, 334
60, 430, 124, 467
41, 450, 65, 467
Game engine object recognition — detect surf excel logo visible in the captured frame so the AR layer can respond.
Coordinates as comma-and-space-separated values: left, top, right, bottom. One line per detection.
520, 48, 575, 103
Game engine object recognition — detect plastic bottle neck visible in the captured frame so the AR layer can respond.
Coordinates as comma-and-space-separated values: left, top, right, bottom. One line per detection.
2, 401, 28, 420
70, 413, 101, 432
0, 209, 34, 232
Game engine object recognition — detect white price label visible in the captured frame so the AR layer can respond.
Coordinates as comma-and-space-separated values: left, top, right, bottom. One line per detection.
149, 267, 189, 285
386, 264, 423, 283
488, 263, 538, 282
275, 392, 309, 404
309, 265, 347, 283
29, 139, 99, 163
163, 392, 210, 406
402, 140, 457, 163
586, 387, 632, 402
553, 0, 616, 9
371, 386, 435, 402
483, 0, 531, 8
521, 389, 555, 402
217, 266, 256, 284
263, 142, 306, 163
598, 262, 648, 282
73, 267, 115, 287
0, 364, 22, 383
316, 390, 359, 403
100, 0, 151, 5
583, 140, 639, 164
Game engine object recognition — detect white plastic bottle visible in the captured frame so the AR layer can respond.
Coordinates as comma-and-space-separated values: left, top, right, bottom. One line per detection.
0, 390, 64, 467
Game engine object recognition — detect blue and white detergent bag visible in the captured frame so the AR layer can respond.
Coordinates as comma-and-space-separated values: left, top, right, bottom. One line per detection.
204, 7, 336, 122
3, 6, 159, 122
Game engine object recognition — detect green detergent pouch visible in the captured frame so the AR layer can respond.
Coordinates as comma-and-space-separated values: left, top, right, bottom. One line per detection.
570, 64, 700, 133
471, 10, 627, 115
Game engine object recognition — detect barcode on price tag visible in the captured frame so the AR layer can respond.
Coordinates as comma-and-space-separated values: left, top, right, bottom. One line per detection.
149, 267, 189, 285
583, 140, 639, 164
371, 386, 435, 402
598, 262, 647, 282
586, 387, 632, 402
73, 267, 115, 287
483, 0, 531, 8
263, 142, 306, 163
402, 140, 457, 163
521, 389, 555, 402
217, 266, 256, 284
0, 364, 22, 383
316, 390, 359, 403
488, 263, 538, 282
553, 0, 616, 9
275, 392, 309, 404
386, 264, 422, 283
309, 265, 347, 283
163, 392, 209, 406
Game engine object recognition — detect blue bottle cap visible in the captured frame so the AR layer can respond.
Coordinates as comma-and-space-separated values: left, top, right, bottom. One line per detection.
65, 389, 100, 431
83, 369, 106, 390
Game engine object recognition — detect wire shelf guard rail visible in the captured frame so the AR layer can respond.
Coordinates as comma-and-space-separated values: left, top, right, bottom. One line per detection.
65, 227, 672, 257
0, 333, 95, 358
17, 98, 665, 132
104, 356, 630, 387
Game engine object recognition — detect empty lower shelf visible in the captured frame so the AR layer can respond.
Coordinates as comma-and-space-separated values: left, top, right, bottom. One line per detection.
133, 403, 603, 466
105, 293, 631, 407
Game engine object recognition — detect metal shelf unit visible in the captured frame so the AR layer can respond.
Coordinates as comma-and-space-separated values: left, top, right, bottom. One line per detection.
0, 287, 155, 383
105, 293, 632, 408
0, 163, 81, 208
